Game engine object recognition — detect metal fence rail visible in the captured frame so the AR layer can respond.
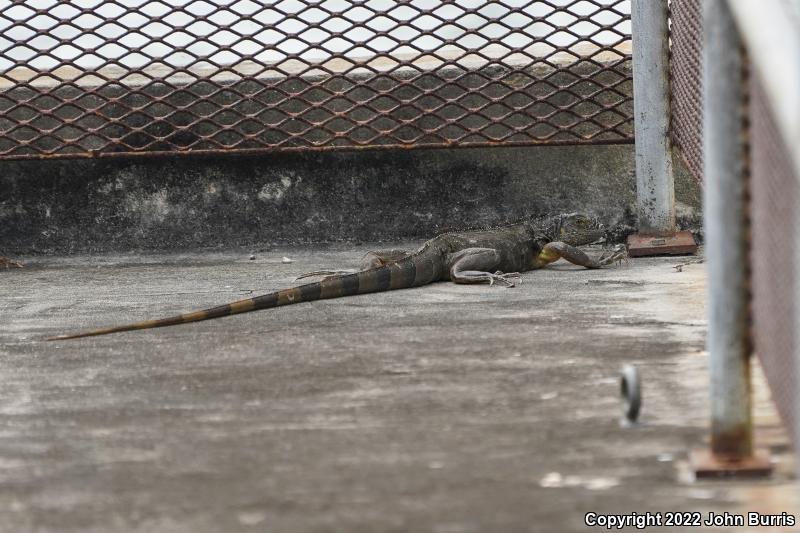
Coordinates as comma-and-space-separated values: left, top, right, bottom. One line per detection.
0, 0, 633, 160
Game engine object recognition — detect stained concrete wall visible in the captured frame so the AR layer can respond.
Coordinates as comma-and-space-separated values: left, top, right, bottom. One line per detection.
0, 144, 700, 254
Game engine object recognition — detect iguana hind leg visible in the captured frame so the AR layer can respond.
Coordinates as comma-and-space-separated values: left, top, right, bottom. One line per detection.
360, 249, 411, 269
295, 249, 410, 281
447, 248, 520, 287
536, 242, 626, 269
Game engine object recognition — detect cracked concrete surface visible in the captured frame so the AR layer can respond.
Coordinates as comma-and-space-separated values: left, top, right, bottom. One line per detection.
0, 246, 795, 532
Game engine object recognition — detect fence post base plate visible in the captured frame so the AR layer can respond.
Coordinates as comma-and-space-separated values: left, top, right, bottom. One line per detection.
627, 231, 697, 257
689, 448, 773, 479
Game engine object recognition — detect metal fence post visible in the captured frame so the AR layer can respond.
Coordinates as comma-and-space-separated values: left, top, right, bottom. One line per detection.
690, 0, 770, 478
631, 0, 673, 234
628, 0, 696, 256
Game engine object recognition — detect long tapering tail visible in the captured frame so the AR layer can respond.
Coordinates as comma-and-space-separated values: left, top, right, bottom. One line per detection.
47, 259, 426, 341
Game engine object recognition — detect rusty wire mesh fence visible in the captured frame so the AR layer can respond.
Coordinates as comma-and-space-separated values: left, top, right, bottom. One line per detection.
668, 0, 702, 182
669, 0, 799, 449
750, 78, 799, 447
0, 0, 633, 160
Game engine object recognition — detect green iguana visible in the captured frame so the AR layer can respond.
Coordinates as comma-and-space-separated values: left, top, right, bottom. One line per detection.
49, 213, 625, 341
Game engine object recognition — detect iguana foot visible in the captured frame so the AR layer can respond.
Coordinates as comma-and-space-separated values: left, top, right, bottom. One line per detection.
489, 271, 521, 287
598, 244, 628, 267
295, 269, 355, 281
295, 250, 411, 281
447, 248, 520, 287
0, 256, 23, 269
673, 258, 704, 272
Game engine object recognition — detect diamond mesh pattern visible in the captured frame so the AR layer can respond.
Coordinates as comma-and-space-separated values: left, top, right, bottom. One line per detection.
668, 0, 702, 182
750, 76, 798, 447
0, 0, 633, 160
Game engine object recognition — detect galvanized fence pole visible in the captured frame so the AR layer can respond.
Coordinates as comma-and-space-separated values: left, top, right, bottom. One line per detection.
628, 0, 696, 256
631, 0, 674, 235
703, 0, 750, 458
691, 0, 770, 477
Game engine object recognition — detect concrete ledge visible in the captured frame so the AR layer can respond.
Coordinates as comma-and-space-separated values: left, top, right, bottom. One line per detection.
0, 143, 703, 254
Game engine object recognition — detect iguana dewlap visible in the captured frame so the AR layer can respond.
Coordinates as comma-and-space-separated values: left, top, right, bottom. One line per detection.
49, 213, 624, 340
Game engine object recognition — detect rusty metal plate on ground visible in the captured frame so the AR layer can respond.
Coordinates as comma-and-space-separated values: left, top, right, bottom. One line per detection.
689, 448, 773, 479
626, 230, 697, 257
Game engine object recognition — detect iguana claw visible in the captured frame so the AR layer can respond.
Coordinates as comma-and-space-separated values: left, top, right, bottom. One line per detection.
489, 271, 521, 287
295, 269, 355, 281
598, 244, 628, 267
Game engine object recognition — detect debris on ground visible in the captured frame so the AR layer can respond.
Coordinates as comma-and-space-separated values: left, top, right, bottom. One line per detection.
673, 258, 704, 272
0, 256, 23, 269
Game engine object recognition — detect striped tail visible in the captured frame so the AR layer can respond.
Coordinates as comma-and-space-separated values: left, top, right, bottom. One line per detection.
47, 258, 431, 341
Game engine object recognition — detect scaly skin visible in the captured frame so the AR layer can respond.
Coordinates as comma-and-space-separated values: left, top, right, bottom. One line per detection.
49, 213, 625, 341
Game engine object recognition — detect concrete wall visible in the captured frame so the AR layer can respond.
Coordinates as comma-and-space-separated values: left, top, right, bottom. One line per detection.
0, 144, 700, 254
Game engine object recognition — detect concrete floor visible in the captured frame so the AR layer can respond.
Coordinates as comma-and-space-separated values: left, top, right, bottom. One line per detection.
0, 245, 796, 532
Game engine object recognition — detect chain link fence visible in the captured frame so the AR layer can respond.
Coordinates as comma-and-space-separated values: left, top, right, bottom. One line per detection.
0, 0, 633, 160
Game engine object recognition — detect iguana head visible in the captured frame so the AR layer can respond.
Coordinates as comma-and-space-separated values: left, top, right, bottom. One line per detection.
543, 213, 604, 246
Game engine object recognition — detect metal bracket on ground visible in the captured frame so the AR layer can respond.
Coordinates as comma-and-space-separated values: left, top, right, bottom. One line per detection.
689, 448, 773, 479
626, 231, 698, 257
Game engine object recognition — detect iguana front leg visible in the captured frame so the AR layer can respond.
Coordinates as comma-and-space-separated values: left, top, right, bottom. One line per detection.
447, 248, 520, 287
296, 249, 410, 280
535, 242, 626, 269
